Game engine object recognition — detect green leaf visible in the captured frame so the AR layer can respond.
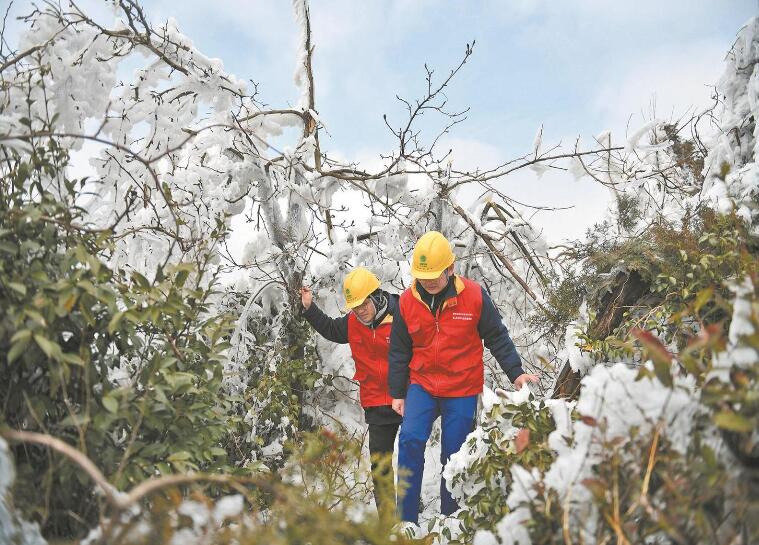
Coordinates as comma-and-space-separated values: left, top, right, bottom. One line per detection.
8, 340, 30, 364
140, 443, 167, 458
77, 279, 97, 295
652, 358, 673, 388
175, 269, 190, 287
34, 334, 61, 360
79, 299, 95, 325
714, 410, 753, 433
245, 460, 268, 474
162, 371, 194, 390
108, 310, 126, 335
702, 445, 717, 468
167, 450, 192, 462
87, 255, 101, 276
60, 413, 91, 428
132, 272, 150, 289
159, 356, 177, 369
61, 352, 85, 366
102, 395, 119, 414
10, 329, 32, 344
0, 241, 16, 254
24, 309, 46, 326
153, 385, 171, 408
58, 292, 78, 314
693, 286, 714, 313
8, 282, 27, 295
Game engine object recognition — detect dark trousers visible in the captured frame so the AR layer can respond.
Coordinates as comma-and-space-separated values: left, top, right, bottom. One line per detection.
367, 421, 401, 510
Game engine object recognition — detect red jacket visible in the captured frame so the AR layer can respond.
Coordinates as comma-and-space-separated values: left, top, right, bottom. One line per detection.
399, 276, 484, 397
347, 313, 394, 407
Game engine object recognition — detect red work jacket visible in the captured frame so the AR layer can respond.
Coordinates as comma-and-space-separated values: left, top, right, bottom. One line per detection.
399, 276, 484, 397
347, 313, 394, 407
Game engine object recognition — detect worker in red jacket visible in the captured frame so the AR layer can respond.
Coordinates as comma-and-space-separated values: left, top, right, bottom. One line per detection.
388, 231, 539, 523
300, 267, 401, 510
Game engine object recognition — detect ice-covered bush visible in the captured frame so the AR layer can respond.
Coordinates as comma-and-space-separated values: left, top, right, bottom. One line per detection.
440, 388, 557, 543
446, 281, 759, 544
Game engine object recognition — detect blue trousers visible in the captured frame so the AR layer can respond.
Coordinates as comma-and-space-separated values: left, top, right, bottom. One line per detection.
397, 384, 477, 523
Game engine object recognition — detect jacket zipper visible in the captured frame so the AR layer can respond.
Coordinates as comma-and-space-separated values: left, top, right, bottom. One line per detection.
433, 301, 445, 395
372, 327, 376, 389
416, 286, 453, 395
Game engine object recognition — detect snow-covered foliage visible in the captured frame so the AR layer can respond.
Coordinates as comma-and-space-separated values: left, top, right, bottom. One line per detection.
712, 276, 759, 380
2, 1, 758, 543
443, 284, 759, 543
703, 17, 759, 229
576, 16, 759, 241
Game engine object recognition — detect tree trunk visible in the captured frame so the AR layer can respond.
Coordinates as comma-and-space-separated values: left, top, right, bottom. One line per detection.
551, 270, 649, 399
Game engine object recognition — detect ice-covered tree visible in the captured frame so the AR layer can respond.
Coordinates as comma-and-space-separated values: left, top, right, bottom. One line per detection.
4, 0, 749, 543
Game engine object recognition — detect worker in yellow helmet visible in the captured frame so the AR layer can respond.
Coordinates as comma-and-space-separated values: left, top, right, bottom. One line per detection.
300, 267, 400, 511
388, 231, 539, 523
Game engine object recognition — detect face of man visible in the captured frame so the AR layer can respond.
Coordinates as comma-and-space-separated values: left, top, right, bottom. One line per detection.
418, 266, 453, 295
352, 297, 377, 323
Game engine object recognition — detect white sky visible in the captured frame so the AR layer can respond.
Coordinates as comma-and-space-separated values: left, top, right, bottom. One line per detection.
4, 0, 757, 243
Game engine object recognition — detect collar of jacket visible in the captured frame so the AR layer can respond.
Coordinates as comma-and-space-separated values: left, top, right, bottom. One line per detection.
355, 289, 395, 328
411, 275, 466, 312
357, 312, 393, 328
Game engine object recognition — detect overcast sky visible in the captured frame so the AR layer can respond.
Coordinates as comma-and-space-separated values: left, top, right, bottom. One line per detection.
5, 1, 757, 242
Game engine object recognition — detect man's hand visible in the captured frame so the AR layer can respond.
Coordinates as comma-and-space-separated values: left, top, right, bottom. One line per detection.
299, 287, 312, 310
513, 373, 539, 390
391, 398, 405, 417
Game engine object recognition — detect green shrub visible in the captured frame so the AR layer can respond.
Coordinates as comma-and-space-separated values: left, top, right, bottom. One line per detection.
0, 143, 246, 537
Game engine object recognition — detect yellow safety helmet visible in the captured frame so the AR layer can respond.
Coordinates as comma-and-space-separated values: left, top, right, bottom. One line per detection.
343, 267, 381, 309
411, 231, 455, 279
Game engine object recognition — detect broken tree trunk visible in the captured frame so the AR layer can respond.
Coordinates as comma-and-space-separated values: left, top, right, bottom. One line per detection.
551, 269, 649, 399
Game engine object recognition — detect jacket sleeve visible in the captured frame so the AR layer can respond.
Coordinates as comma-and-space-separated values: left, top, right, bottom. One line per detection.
478, 287, 524, 383
302, 302, 349, 344
388, 308, 413, 399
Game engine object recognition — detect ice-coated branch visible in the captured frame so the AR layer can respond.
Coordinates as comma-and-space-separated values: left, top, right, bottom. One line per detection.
292, 0, 335, 242
485, 200, 550, 288
449, 199, 543, 305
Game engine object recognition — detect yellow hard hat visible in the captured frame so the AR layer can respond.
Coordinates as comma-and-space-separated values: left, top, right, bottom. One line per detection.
411, 231, 455, 279
343, 267, 381, 309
